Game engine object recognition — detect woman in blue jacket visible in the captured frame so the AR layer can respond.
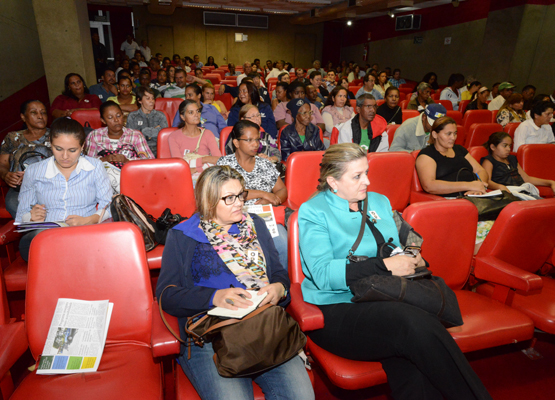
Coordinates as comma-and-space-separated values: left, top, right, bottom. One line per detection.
298, 143, 491, 400
227, 81, 277, 139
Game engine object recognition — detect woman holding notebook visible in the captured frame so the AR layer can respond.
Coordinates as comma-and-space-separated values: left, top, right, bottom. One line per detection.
156, 165, 313, 400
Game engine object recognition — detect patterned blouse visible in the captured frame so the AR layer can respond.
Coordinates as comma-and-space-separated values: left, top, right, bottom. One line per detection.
496, 109, 527, 127
0, 129, 51, 172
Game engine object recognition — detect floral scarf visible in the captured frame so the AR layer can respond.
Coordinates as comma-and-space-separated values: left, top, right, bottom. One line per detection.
200, 213, 269, 289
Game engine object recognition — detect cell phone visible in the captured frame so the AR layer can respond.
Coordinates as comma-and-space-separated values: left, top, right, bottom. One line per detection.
402, 246, 421, 257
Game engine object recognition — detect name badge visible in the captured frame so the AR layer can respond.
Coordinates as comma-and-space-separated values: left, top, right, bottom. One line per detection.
99, 95, 103, 99
138, 121, 143, 126
369, 211, 381, 220
248, 250, 259, 263
84, 99, 90, 103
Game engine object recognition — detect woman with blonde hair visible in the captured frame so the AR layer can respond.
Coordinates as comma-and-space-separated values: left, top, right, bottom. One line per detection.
496, 93, 527, 127
202, 83, 228, 117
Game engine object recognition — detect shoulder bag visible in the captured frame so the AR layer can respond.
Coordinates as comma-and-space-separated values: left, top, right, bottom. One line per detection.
348, 199, 463, 327
182, 129, 205, 165
159, 285, 306, 377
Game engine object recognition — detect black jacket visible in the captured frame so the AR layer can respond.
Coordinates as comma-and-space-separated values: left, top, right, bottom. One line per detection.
280, 123, 325, 162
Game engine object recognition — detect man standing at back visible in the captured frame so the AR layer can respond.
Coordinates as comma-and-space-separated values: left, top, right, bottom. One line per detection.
139, 40, 151, 62
488, 82, 515, 111
121, 34, 140, 59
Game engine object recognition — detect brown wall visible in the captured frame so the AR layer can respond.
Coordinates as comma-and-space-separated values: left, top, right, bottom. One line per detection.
132, 7, 324, 69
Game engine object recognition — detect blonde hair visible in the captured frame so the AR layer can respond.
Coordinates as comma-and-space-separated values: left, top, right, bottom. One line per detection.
317, 143, 367, 192
428, 116, 457, 145
239, 104, 258, 120
195, 166, 245, 220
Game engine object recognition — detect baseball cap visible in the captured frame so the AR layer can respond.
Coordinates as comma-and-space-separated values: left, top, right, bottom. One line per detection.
498, 82, 516, 91
424, 104, 447, 127
287, 98, 307, 120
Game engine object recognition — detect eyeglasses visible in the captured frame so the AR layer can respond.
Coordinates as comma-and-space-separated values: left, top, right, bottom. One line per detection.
298, 111, 314, 117
236, 138, 261, 144
221, 191, 249, 205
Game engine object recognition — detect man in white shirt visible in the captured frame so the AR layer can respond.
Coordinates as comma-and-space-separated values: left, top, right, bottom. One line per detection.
513, 101, 555, 152
164, 70, 207, 98
120, 34, 140, 59
440, 73, 465, 111
237, 62, 253, 85
488, 82, 515, 111
306, 60, 325, 76
266, 61, 288, 80
139, 40, 151, 62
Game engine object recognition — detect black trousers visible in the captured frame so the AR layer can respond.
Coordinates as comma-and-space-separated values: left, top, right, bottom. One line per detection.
19, 229, 44, 262
309, 302, 492, 400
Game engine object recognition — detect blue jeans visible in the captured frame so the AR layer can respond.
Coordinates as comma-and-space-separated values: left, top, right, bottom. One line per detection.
272, 224, 288, 271
179, 342, 313, 400
5, 188, 19, 219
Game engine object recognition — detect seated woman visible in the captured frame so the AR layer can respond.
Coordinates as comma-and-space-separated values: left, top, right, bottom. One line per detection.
150, 69, 170, 93
514, 100, 555, 152
155, 165, 313, 400
50, 73, 101, 119
106, 76, 139, 122
280, 99, 326, 162
202, 83, 228, 118
407, 82, 434, 112
224, 105, 280, 163
496, 93, 527, 127
166, 65, 176, 85
15, 118, 112, 262
271, 82, 289, 111
376, 86, 402, 125
126, 86, 168, 156
85, 101, 154, 169
339, 77, 356, 100
227, 82, 277, 139
274, 81, 325, 131
205, 55, 218, 68
321, 87, 355, 137
347, 64, 362, 82
481, 132, 555, 194
169, 99, 221, 176
298, 143, 491, 400
0, 100, 52, 218
416, 116, 488, 197
375, 71, 391, 98
461, 81, 481, 101
217, 121, 288, 268
464, 86, 489, 114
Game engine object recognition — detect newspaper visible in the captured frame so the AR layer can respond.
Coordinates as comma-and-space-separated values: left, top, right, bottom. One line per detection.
36, 298, 113, 375
244, 204, 279, 237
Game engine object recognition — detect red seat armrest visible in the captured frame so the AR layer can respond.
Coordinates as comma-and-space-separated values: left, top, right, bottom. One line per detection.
151, 300, 181, 358
286, 283, 324, 332
0, 221, 20, 246
474, 255, 543, 293
410, 191, 445, 204
0, 322, 28, 379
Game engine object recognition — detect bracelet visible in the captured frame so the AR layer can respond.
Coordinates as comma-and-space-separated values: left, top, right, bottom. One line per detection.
278, 282, 288, 299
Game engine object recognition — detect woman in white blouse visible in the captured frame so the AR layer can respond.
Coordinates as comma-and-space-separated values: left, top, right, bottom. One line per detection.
15, 118, 112, 261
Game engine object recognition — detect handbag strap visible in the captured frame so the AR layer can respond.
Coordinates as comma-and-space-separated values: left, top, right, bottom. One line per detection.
456, 167, 476, 197
192, 128, 205, 154
348, 198, 369, 257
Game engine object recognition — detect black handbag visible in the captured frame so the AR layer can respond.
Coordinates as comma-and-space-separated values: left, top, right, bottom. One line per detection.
348, 199, 463, 328
456, 168, 521, 221
155, 208, 186, 244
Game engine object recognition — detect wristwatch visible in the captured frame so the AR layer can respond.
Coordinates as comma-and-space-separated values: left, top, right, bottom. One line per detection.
278, 282, 288, 299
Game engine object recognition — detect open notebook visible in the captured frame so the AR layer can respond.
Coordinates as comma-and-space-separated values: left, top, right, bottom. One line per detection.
207, 290, 268, 319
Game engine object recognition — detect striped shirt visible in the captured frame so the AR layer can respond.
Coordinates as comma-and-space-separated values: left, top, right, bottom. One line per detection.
85, 127, 154, 163
15, 156, 112, 223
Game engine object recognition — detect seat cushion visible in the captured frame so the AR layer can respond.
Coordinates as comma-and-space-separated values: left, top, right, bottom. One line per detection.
10, 344, 162, 400
307, 337, 387, 391
448, 290, 534, 353
511, 277, 555, 333
4, 257, 27, 292
175, 363, 265, 400
147, 245, 164, 270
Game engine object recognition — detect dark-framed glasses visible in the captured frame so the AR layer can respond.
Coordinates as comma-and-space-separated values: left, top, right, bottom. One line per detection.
221, 190, 249, 205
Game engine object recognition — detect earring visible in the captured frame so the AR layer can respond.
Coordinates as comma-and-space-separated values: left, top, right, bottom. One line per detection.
333, 189, 338, 194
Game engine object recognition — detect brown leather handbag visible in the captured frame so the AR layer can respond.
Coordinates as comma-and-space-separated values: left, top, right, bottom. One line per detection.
159, 285, 306, 378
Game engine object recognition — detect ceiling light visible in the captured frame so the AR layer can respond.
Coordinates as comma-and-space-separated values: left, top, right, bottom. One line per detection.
347, 20, 352, 26
288, 0, 332, 4
263, 9, 298, 14
388, 10, 395, 18
221, 6, 259, 11
183, 2, 222, 9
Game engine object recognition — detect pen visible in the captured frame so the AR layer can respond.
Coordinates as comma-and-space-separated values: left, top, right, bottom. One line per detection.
230, 284, 247, 299
475, 173, 487, 189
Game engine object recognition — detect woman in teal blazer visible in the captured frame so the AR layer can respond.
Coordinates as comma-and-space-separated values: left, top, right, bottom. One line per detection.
298, 143, 491, 400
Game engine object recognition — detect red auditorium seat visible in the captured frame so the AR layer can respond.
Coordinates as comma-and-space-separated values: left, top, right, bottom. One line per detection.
349, 85, 362, 94
437, 100, 453, 111
120, 159, 196, 270
459, 100, 471, 115
157, 127, 176, 158
283, 151, 324, 210
409, 150, 446, 203
386, 124, 400, 147
221, 80, 237, 87
204, 74, 221, 84
503, 122, 520, 141
287, 212, 388, 390
349, 99, 357, 110
159, 109, 171, 126
468, 146, 489, 164
214, 92, 233, 111
402, 109, 419, 122
403, 201, 534, 353
376, 99, 385, 106
455, 125, 466, 146
463, 110, 493, 133
155, 98, 183, 122
71, 110, 103, 129
446, 110, 463, 125
405, 93, 413, 101
464, 123, 503, 148
330, 127, 339, 145
211, 69, 225, 79
432, 92, 441, 100
399, 100, 409, 109
9, 223, 173, 400
399, 83, 415, 90
517, 144, 555, 198
474, 200, 555, 333
367, 152, 413, 211
219, 126, 233, 155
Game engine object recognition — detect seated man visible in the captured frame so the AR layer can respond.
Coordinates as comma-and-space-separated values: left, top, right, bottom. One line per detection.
513, 100, 555, 152
388, 69, 406, 88
355, 74, 383, 100
164, 69, 207, 99
133, 68, 160, 99
89, 67, 118, 103
295, 68, 309, 85
440, 73, 465, 111
237, 61, 253, 85
488, 82, 515, 111
306, 84, 324, 111
306, 59, 325, 76
337, 94, 389, 153
407, 82, 435, 112
225, 63, 240, 77
274, 81, 325, 131
324, 70, 337, 93
266, 60, 289, 80
389, 103, 447, 152
522, 85, 536, 111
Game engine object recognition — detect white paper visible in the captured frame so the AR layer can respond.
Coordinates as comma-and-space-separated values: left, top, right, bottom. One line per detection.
36, 298, 113, 375
207, 290, 268, 319
244, 204, 279, 237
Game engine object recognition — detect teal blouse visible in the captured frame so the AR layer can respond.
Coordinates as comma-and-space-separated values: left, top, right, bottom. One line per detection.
298, 190, 401, 305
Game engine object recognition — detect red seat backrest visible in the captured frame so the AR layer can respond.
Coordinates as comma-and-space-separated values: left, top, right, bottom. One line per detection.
477, 200, 555, 273
26, 223, 152, 358
376, 100, 385, 106
71, 110, 103, 130
349, 85, 362, 94
330, 127, 339, 145
350, 99, 357, 111
157, 127, 176, 158
288, 212, 304, 284
367, 152, 414, 211
212, 70, 225, 79
432, 92, 441, 100
402, 110, 419, 122
403, 200, 478, 289
204, 74, 221, 84
405, 93, 413, 101
284, 151, 324, 210
455, 124, 466, 146
411, 150, 423, 191
214, 93, 233, 111
121, 158, 196, 218
468, 146, 489, 164
267, 78, 278, 86
155, 98, 183, 121
463, 110, 493, 132
459, 100, 470, 115
386, 124, 400, 147
446, 110, 462, 125
222, 80, 238, 87
399, 100, 409, 109
518, 144, 555, 182
160, 109, 171, 127
399, 83, 415, 90
437, 100, 453, 111
464, 123, 503, 148
219, 126, 233, 155
504, 122, 520, 141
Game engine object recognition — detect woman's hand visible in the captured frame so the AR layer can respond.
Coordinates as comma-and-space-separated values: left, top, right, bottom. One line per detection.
257, 283, 285, 307
255, 191, 281, 206
383, 255, 418, 276
213, 288, 253, 310
3, 171, 24, 187
65, 214, 99, 226
467, 180, 487, 194
30, 204, 46, 222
